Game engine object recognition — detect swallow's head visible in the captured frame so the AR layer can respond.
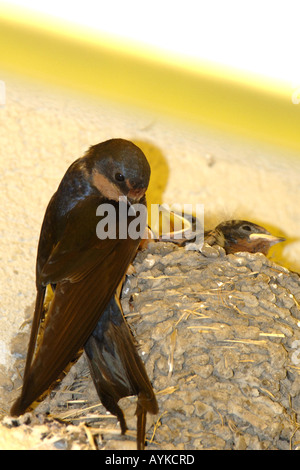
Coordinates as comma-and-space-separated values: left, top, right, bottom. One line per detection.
212, 220, 285, 255
86, 139, 151, 204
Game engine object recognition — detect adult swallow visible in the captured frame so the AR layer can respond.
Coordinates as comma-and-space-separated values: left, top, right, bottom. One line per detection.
204, 220, 285, 255
10, 138, 158, 450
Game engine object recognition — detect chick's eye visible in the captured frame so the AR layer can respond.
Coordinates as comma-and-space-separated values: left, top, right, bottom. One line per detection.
241, 225, 251, 231
115, 172, 125, 182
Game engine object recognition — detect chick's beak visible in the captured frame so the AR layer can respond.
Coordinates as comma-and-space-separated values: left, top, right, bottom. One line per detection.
249, 233, 286, 246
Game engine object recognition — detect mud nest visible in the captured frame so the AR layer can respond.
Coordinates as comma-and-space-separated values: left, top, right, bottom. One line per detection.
3, 242, 300, 450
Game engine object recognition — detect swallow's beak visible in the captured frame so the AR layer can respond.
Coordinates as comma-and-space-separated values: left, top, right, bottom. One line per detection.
119, 189, 147, 217
127, 188, 147, 204
249, 233, 286, 246
119, 189, 145, 205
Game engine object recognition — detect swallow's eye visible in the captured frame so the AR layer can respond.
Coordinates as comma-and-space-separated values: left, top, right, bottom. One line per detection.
241, 225, 251, 231
115, 172, 125, 182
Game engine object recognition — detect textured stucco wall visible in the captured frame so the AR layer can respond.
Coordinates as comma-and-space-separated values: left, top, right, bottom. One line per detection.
1, 74, 300, 376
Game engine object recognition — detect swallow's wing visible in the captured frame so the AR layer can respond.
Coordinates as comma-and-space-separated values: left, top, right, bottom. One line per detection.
37, 196, 111, 283
11, 197, 141, 416
21, 196, 112, 383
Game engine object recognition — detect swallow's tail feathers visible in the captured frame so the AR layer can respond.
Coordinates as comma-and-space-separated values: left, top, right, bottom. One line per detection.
136, 404, 147, 451
84, 295, 158, 449
84, 327, 129, 435
10, 395, 25, 417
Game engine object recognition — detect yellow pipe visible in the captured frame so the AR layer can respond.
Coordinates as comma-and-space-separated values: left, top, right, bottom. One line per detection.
1, 11, 300, 155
